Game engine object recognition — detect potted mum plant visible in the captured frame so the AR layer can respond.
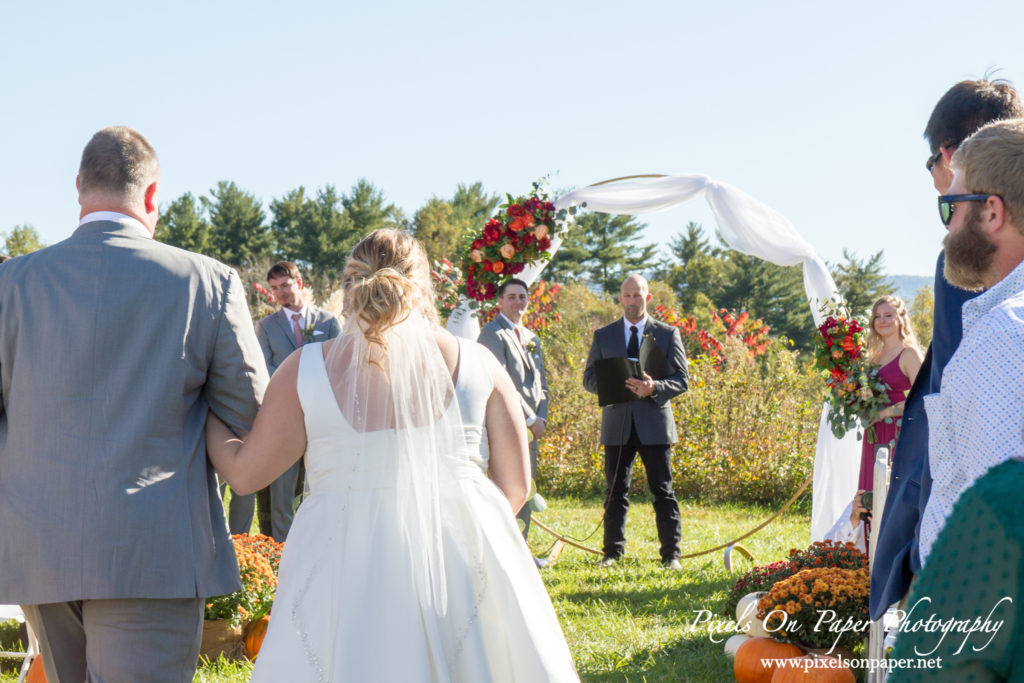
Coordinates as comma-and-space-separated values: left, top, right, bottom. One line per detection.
201, 534, 283, 661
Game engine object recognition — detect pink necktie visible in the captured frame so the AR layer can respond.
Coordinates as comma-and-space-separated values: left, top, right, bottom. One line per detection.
292, 313, 304, 347
514, 327, 524, 350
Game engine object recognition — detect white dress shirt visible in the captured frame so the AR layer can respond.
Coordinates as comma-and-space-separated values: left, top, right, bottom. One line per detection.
79, 211, 148, 236
918, 259, 1024, 565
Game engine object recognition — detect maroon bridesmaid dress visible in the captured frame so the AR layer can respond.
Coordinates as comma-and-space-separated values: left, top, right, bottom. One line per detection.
858, 351, 912, 491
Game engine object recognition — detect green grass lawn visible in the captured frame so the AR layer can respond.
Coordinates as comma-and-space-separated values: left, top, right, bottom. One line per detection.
2, 495, 811, 682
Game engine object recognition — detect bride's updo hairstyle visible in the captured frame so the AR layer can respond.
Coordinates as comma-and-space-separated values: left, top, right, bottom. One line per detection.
342, 229, 438, 346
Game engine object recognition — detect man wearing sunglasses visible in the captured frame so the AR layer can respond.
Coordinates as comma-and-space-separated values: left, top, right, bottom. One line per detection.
917, 120, 1024, 562
870, 79, 1024, 621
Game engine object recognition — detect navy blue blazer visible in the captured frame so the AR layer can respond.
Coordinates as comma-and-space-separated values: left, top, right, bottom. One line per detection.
869, 252, 979, 618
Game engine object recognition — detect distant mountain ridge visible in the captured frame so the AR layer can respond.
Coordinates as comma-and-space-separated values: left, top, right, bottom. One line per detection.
889, 274, 932, 302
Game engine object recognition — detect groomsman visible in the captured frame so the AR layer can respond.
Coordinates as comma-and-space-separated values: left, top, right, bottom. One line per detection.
478, 278, 549, 540
584, 274, 688, 569
0, 126, 268, 682
249, 261, 341, 541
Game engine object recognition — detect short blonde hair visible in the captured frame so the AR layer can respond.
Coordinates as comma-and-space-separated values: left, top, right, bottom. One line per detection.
952, 118, 1024, 232
342, 229, 437, 345
866, 295, 921, 362
78, 126, 159, 204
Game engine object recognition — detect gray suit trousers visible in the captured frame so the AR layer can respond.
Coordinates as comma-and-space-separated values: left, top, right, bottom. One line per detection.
23, 597, 204, 683
515, 440, 539, 539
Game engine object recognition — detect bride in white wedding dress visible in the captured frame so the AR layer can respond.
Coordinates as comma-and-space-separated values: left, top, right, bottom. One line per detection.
206, 229, 578, 682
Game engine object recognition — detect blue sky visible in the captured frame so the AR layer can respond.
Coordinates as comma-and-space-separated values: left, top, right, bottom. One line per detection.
3, 1, 1023, 277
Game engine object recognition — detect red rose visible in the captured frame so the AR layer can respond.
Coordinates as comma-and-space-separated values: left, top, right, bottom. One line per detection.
472, 238, 484, 249
483, 223, 502, 244
483, 260, 492, 272
506, 204, 526, 218
537, 237, 551, 250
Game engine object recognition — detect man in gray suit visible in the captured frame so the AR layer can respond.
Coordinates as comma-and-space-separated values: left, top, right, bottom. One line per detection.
250, 260, 341, 541
0, 127, 268, 682
478, 278, 549, 540
583, 274, 688, 569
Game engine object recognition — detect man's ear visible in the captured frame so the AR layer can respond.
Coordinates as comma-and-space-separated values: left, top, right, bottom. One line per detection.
983, 195, 1007, 235
645, 293, 653, 302
940, 145, 957, 164
297, 278, 304, 289
144, 181, 159, 214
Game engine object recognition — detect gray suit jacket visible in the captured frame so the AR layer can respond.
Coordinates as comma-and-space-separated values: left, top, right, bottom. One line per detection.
255, 306, 341, 375
0, 218, 269, 604
478, 316, 548, 424
583, 317, 688, 446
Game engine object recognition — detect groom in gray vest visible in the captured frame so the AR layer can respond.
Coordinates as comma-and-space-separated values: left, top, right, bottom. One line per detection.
249, 260, 341, 541
0, 127, 269, 682
478, 278, 549, 540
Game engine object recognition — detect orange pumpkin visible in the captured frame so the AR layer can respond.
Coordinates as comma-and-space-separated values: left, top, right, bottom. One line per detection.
734, 637, 803, 683
244, 615, 271, 659
770, 655, 855, 682
26, 655, 47, 683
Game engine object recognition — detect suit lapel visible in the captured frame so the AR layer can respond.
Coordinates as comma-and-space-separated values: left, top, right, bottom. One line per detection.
498, 316, 530, 368
276, 308, 298, 350
608, 321, 628, 358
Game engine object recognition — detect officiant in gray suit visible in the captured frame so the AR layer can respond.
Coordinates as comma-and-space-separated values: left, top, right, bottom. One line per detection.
478, 278, 549, 540
583, 274, 688, 570
250, 261, 341, 541
0, 126, 269, 683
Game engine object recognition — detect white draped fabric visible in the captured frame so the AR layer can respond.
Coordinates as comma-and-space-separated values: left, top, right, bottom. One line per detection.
446, 174, 859, 540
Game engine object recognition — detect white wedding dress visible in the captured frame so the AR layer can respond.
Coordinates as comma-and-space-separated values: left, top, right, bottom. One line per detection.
252, 335, 578, 682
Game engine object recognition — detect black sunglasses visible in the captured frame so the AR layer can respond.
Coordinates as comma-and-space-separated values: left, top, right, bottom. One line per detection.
925, 150, 943, 173
937, 194, 992, 226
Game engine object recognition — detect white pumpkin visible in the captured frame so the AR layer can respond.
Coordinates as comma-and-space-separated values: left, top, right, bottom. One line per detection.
735, 591, 767, 626
736, 591, 770, 638
723, 634, 750, 659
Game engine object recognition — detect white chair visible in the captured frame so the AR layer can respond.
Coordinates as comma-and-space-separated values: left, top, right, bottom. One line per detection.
867, 447, 891, 683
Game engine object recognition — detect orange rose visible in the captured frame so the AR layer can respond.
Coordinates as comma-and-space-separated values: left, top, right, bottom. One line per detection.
492, 261, 504, 274
841, 335, 856, 353
534, 223, 549, 240
500, 244, 516, 259
470, 249, 484, 263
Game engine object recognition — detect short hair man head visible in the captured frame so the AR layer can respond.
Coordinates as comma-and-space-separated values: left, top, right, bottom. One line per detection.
497, 278, 529, 325
924, 78, 1024, 193
942, 118, 1024, 292
619, 274, 651, 323
267, 261, 305, 312
76, 126, 161, 233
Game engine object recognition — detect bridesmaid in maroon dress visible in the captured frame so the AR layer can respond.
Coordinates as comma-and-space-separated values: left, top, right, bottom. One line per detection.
858, 296, 924, 492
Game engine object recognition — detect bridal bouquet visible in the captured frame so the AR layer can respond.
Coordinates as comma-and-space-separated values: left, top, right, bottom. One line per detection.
813, 303, 890, 439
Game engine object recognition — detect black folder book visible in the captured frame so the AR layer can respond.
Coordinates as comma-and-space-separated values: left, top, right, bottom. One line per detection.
594, 357, 642, 406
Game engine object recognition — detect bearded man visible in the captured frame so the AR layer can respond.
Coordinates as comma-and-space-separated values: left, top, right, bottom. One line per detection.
917, 118, 1024, 564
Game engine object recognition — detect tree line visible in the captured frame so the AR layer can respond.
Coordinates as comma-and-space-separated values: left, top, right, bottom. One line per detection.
3, 180, 895, 348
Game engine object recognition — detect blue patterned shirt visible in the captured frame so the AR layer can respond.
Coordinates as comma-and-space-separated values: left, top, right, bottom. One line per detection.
919, 259, 1024, 566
